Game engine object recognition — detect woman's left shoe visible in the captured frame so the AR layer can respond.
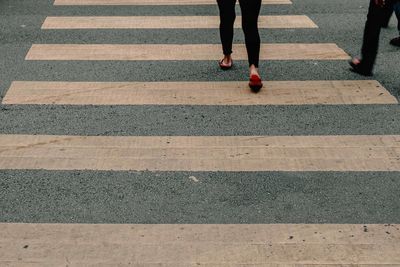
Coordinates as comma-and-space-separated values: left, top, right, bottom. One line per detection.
249, 74, 263, 93
219, 59, 233, 70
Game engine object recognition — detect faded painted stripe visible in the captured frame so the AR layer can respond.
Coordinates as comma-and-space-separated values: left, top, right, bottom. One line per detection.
0, 135, 400, 171
41, 15, 318, 29
3, 80, 397, 105
54, 0, 292, 5
25, 44, 350, 61
1, 224, 399, 265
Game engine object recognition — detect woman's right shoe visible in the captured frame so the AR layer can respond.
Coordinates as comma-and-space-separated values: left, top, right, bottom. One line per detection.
349, 58, 373, 77
219, 59, 233, 70
249, 74, 263, 93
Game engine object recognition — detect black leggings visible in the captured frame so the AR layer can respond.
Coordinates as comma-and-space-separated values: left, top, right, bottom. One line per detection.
217, 0, 262, 68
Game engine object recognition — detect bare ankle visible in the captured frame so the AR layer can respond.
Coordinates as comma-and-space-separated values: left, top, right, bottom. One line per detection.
224, 55, 232, 64
249, 65, 259, 75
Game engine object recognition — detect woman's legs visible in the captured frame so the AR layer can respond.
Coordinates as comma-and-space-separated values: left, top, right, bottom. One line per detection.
217, 0, 263, 91
239, 0, 262, 68
217, 0, 236, 63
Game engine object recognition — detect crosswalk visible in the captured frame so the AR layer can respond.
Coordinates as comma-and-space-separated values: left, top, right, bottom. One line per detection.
2, 224, 400, 265
41, 15, 318, 29
25, 43, 350, 61
1, 0, 399, 265
54, 0, 292, 5
1, 135, 400, 171
4, 80, 397, 105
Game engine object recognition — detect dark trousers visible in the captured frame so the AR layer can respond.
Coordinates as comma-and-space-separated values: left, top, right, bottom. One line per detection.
395, 2, 400, 33
361, 0, 396, 71
383, 1, 400, 32
217, 0, 262, 67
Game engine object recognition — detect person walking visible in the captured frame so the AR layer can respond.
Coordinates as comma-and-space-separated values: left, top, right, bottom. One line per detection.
382, 0, 400, 46
381, 3, 395, 27
350, 0, 399, 76
217, 0, 263, 92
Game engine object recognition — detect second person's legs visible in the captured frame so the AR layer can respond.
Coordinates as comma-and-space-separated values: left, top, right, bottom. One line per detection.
359, 0, 393, 72
382, 7, 393, 27
395, 2, 400, 34
390, 1, 400, 46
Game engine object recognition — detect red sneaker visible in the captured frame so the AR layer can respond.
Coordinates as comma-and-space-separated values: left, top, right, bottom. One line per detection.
249, 74, 263, 93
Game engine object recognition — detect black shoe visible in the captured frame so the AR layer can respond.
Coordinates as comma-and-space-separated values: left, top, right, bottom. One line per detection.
349, 59, 373, 77
390, 36, 400, 47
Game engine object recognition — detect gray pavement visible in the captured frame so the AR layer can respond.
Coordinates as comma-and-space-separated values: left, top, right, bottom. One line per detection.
0, 0, 399, 224
2, 171, 400, 224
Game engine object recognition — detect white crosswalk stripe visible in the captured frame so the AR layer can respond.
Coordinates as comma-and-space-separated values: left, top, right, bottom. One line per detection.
1, 224, 400, 266
3, 80, 397, 105
1, 134, 400, 171
25, 43, 350, 61
54, 0, 292, 6
41, 15, 318, 29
